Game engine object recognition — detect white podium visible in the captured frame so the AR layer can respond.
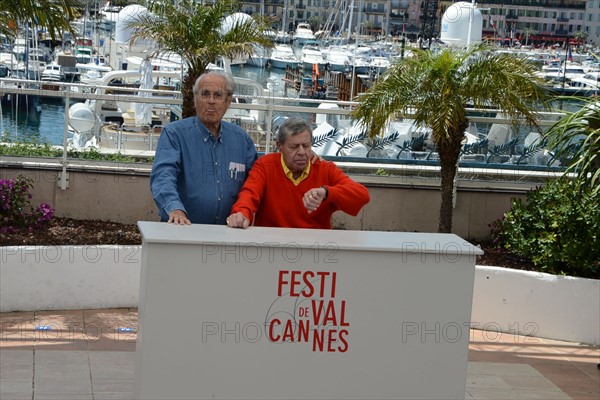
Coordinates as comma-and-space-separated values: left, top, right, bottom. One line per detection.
135, 222, 482, 399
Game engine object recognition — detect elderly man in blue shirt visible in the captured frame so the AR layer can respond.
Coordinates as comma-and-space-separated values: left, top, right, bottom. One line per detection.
150, 71, 257, 225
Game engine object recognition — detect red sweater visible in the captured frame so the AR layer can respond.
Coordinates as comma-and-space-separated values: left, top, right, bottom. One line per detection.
231, 153, 370, 229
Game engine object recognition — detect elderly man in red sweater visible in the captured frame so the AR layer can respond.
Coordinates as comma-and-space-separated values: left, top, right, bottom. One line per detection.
226, 118, 370, 229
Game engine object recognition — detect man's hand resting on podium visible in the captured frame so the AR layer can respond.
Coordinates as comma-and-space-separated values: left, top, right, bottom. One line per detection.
168, 209, 191, 225
226, 212, 251, 229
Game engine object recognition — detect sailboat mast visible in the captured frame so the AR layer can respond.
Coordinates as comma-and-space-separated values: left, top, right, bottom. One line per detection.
282, 0, 287, 33
347, 0, 354, 42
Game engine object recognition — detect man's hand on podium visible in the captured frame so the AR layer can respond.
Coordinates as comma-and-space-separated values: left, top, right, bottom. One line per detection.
168, 209, 191, 225
226, 212, 250, 229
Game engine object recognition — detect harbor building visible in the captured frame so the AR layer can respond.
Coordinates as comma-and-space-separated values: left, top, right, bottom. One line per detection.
237, 0, 597, 46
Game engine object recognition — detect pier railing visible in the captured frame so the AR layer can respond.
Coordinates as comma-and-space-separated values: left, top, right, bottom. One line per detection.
1, 77, 568, 188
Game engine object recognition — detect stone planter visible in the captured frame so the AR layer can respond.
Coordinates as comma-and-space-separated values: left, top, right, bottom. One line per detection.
1, 246, 598, 345
472, 266, 599, 346
0, 245, 140, 312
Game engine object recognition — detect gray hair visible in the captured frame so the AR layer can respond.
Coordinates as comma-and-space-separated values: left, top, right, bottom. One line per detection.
192, 70, 235, 98
276, 117, 313, 144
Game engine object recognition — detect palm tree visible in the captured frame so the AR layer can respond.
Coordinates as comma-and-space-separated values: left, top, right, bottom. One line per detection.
351, 43, 551, 233
546, 97, 600, 196
521, 27, 536, 47
127, 0, 273, 118
0, 0, 76, 40
572, 30, 587, 52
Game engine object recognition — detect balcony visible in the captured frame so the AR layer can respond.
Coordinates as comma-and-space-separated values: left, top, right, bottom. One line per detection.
362, 7, 386, 14
557, 17, 569, 22
505, 14, 518, 21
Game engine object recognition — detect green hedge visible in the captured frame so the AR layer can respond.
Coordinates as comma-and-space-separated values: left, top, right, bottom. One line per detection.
492, 178, 599, 279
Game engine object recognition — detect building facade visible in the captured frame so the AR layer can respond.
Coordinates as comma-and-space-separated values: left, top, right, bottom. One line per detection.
586, 0, 600, 45
459, 0, 589, 46
239, 0, 597, 45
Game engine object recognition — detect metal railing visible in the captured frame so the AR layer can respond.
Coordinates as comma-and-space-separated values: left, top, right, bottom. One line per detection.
1, 77, 570, 190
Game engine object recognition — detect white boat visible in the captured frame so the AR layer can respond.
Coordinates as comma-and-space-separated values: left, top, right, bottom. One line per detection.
566, 72, 599, 95
269, 44, 299, 69
301, 46, 325, 71
40, 63, 65, 91
369, 56, 390, 73
321, 46, 351, 72
348, 56, 371, 74
294, 23, 316, 47
0, 51, 18, 69
11, 37, 29, 61
274, 31, 292, 44
77, 63, 113, 86
246, 45, 269, 68
561, 62, 586, 80
536, 59, 561, 79
54, 52, 79, 82
41, 63, 65, 81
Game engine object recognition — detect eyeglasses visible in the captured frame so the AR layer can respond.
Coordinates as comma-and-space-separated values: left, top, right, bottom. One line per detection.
199, 89, 231, 102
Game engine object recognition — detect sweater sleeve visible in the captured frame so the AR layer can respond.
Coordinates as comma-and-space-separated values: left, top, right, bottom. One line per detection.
324, 162, 370, 217
230, 157, 268, 223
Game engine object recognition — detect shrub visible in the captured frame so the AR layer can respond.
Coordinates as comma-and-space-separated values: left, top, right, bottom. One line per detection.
0, 176, 54, 234
491, 178, 599, 279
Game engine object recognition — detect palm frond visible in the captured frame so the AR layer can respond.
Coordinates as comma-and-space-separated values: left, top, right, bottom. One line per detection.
394, 134, 427, 159
365, 131, 400, 157
515, 138, 548, 165
486, 138, 519, 163
335, 131, 367, 156
0, 0, 76, 38
461, 138, 489, 156
312, 128, 338, 147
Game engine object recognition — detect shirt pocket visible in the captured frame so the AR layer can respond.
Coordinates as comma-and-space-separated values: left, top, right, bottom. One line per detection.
228, 161, 247, 182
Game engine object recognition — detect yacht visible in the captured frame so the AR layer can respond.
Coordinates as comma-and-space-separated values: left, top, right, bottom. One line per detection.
567, 72, 599, 95
301, 45, 325, 71
348, 56, 371, 74
269, 44, 299, 69
561, 62, 586, 80
369, 56, 391, 74
321, 46, 351, 72
274, 31, 292, 44
78, 63, 113, 86
294, 23, 316, 47
40, 63, 66, 90
246, 45, 269, 68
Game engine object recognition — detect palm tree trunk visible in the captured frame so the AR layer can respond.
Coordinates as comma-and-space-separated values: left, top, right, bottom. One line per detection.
436, 131, 465, 233
181, 72, 198, 119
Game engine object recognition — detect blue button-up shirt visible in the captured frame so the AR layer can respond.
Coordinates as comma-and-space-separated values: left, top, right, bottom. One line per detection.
150, 116, 257, 224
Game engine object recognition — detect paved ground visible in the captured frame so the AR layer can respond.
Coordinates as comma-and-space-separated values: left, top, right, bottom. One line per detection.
1, 308, 598, 400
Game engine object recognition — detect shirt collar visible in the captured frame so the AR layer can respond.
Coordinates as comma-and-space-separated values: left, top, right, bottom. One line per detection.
195, 117, 223, 143
281, 154, 310, 185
